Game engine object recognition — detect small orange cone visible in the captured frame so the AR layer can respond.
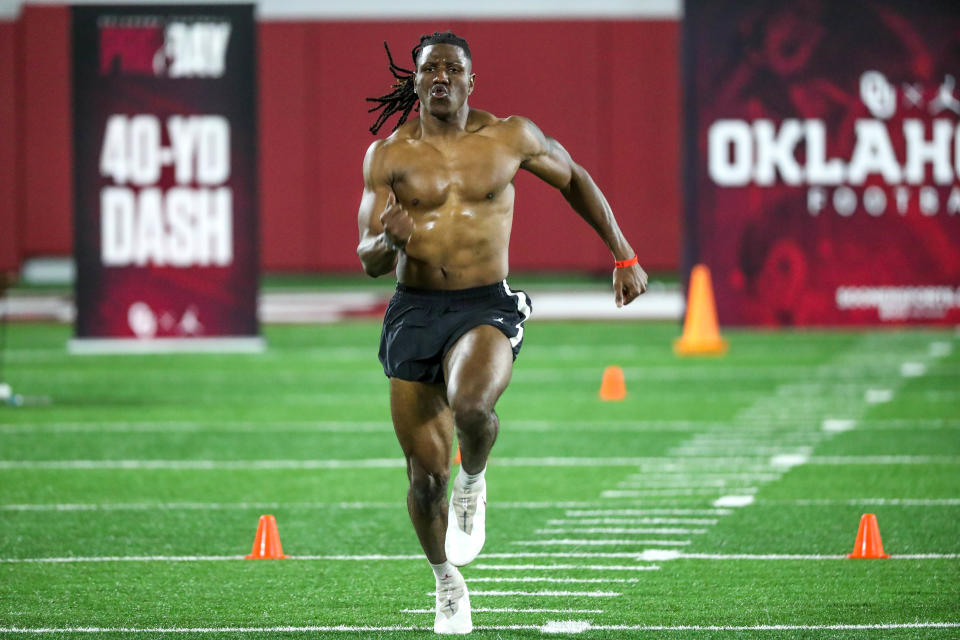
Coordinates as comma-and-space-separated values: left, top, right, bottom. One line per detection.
847, 513, 889, 559
674, 264, 728, 356
599, 366, 627, 401
453, 445, 461, 465
245, 514, 288, 559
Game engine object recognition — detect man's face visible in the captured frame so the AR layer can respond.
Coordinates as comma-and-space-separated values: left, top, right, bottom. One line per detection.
415, 43, 474, 117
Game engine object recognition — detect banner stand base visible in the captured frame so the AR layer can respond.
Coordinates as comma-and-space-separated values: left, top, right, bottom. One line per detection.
68, 337, 266, 355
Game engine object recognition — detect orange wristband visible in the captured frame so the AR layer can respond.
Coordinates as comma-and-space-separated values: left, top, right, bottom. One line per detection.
615, 255, 638, 269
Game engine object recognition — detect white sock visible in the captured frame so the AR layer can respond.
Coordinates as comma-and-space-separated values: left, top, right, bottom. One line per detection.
456, 466, 486, 490
430, 560, 459, 583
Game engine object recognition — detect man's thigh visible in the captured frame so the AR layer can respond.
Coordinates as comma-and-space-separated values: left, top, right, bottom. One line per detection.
389, 378, 453, 471
443, 324, 515, 409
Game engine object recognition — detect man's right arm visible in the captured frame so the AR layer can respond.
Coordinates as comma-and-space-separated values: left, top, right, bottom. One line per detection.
356, 141, 409, 277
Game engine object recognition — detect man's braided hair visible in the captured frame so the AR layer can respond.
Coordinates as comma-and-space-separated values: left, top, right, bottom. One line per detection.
366, 31, 472, 135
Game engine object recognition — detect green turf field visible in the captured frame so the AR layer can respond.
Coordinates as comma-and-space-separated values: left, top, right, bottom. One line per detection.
0, 321, 958, 638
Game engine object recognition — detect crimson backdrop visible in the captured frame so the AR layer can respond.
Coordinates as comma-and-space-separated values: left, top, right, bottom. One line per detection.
1, 8, 681, 274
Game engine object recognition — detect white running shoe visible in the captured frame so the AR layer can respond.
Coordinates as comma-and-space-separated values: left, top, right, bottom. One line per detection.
445, 478, 486, 567
434, 569, 472, 634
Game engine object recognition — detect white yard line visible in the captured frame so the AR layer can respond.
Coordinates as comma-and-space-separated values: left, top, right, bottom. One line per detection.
617, 475, 780, 484
603, 488, 756, 498
494, 501, 686, 509
0, 552, 684, 563
0, 421, 391, 434
0, 626, 429, 634
614, 481, 732, 489
679, 432, 825, 441
900, 362, 927, 377
2, 552, 956, 564
821, 419, 856, 432
542, 620, 592, 633
5, 417, 956, 435
0, 500, 721, 513
400, 607, 604, 613
0, 419, 724, 435
0, 459, 408, 470
865, 388, 894, 404
498, 622, 960, 632
547, 518, 718, 526
512, 539, 692, 547
456, 590, 622, 597
484, 552, 684, 560
0, 555, 250, 563
496, 457, 768, 468
3, 455, 955, 471
713, 495, 755, 508
1, 622, 958, 633
784, 498, 960, 506
534, 528, 707, 535
0, 501, 405, 512
468, 577, 640, 584
472, 564, 661, 572
808, 456, 960, 465
769, 453, 809, 468
678, 553, 960, 560
565, 509, 732, 516
672, 447, 812, 456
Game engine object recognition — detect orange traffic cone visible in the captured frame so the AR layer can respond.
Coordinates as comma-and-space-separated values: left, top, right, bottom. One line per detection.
847, 513, 889, 559
599, 366, 627, 401
674, 264, 728, 356
245, 514, 288, 559
453, 445, 461, 465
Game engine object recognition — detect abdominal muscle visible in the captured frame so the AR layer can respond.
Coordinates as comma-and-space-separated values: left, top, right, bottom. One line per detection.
397, 200, 514, 290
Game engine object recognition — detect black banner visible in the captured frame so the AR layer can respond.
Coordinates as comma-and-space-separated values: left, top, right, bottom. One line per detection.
684, 0, 960, 325
72, 4, 260, 349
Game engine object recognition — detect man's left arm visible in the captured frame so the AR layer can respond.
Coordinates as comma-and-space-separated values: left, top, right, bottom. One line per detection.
512, 117, 648, 307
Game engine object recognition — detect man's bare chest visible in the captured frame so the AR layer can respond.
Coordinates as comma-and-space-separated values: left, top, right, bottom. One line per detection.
389, 137, 521, 209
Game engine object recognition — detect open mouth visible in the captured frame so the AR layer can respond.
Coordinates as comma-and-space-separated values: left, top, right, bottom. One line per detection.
431, 85, 449, 99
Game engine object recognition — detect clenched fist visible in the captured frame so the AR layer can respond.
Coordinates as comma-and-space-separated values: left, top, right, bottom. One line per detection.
613, 262, 648, 308
380, 192, 414, 251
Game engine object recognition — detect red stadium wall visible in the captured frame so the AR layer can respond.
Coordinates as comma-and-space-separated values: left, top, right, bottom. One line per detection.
1, 8, 682, 273
0, 19, 18, 274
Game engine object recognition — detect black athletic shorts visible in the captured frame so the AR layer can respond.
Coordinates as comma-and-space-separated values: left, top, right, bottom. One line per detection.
378, 280, 532, 383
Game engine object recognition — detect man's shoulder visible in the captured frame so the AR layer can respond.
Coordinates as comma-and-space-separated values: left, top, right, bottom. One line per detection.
465, 109, 500, 130
471, 112, 543, 157
469, 110, 536, 134
365, 121, 421, 164
370, 121, 418, 149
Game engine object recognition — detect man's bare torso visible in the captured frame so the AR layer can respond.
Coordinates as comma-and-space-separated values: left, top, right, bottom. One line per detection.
377, 109, 526, 289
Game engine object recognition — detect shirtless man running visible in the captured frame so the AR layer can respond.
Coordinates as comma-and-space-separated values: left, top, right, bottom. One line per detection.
356, 31, 648, 634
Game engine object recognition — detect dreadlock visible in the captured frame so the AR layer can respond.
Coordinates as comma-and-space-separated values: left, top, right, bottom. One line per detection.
366, 31, 472, 135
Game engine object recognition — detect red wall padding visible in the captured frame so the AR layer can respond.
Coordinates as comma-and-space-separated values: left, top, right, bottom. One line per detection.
257, 22, 311, 271
19, 6, 73, 257
0, 21, 18, 273
2, 11, 681, 273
